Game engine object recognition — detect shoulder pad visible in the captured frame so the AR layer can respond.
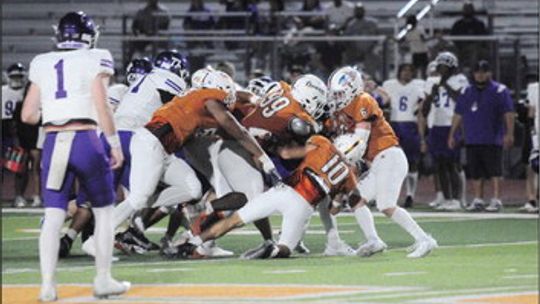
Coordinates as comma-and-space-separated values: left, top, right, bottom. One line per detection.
289, 117, 314, 137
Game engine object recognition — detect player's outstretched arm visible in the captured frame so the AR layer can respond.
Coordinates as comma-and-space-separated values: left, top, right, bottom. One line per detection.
21, 83, 41, 125
92, 73, 123, 169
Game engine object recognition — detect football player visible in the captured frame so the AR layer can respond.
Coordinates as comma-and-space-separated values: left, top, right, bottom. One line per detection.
328, 66, 437, 259
173, 134, 359, 259
106, 57, 152, 112
421, 52, 468, 211
383, 63, 425, 208
21, 12, 129, 301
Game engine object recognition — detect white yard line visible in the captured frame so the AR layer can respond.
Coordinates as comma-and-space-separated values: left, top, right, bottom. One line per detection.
263, 269, 307, 274
384, 271, 427, 277
502, 274, 538, 279
147, 267, 193, 273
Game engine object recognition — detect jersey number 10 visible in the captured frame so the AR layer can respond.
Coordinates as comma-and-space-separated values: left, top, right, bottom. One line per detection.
321, 154, 349, 186
54, 59, 67, 99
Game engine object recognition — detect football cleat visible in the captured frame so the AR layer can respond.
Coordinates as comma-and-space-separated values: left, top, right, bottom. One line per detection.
485, 198, 503, 212
93, 276, 130, 299
466, 198, 485, 212
357, 238, 387, 257
435, 199, 461, 211
31, 195, 42, 207
519, 202, 539, 213
14, 196, 27, 208
39, 284, 57, 302
199, 240, 234, 257
407, 235, 438, 258
324, 240, 356, 256
116, 227, 159, 251
240, 240, 276, 260
59, 235, 74, 258
294, 241, 310, 255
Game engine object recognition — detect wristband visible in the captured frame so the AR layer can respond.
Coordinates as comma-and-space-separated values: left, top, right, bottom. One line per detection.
107, 134, 121, 149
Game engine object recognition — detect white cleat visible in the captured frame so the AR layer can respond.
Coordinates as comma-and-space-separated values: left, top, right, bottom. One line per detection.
428, 197, 443, 209
435, 199, 462, 211
357, 238, 387, 257
518, 202, 537, 213
200, 241, 234, 257
93, 276, 131, 299
407, 235, 438, 258
31, 195, 43, 207
466, 198, 485, 212
39, 285, 57, 302
14, 196, 27, 208
485, 198, 503, 212
324, 240, 357, 256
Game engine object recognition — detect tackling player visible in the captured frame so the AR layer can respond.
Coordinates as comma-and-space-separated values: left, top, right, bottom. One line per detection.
328, 66, 437, 258
21, 11, 129, 301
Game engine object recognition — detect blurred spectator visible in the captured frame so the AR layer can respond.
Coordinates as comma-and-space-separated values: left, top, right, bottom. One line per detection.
449, 60, 515, 212
402, 15, 429, 78
450, 1, 489, 71
183, 0, 216, 31
129, 0, 171, 60
520, 80, 539, 213
342, 3, 381, 80
428, 29, 457, 61
287, 65, 305, 83
216, 61, 237, 80
294, 0, 326, 30
324, 0, 354, 29
219, 0, 259, 49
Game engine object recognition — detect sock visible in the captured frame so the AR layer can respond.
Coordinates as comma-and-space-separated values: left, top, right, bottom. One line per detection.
40, 208, 66, 287
151, 185, 202, 209
409, 172, 419, 198
459, 171, 467, 201
390, 207, 427, 242
66, 228, 78, 240
113, 200, 136, 229
93, 205, 114, 279
354, 206, 380, 241
319, 204, 340, 246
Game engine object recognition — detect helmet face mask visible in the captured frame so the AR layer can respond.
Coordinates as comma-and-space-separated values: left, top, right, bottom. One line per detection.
126, 58, 152, 86
435, 52, 459, 73
55, 11, 98, 50
6, 63, 27, 89
247, 76, 273, 97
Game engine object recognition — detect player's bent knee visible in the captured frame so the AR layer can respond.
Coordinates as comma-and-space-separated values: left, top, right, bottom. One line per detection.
380, 207, 396, 217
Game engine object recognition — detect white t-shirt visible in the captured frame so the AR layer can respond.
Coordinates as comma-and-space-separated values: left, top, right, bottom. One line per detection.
424, 74, 468, 127
527, 82, 539, 133
1, 85, 24, 120
383, 79, 425, 122
29, 48, 114, 125
114, 68, 186, 131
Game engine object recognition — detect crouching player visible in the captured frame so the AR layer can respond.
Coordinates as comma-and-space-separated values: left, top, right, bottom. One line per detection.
175, 135, 358, 259
328, 66, 437, 258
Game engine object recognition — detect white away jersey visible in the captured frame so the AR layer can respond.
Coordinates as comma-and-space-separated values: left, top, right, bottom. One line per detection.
527, 82, 539, 132
107, 83, 129, 112
424, 74, 468, 127
114, 68, 186, 131
383, 79, 425, 122
29, 48, 114, 125
2, 85, 24, 120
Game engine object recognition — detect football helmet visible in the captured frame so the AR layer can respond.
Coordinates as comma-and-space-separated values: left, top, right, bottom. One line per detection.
328, 66, 364, 111
6, 63, 27, 89
191, 66, 214, 88
154, 50, 189, 81
55, 11, 99, 49
125, 58, 152, 85
201, 70, 237, 106
291, 74, 327, 119
334, 133, 366, 164
435, 52, 459, 69
247, 76, 273, 97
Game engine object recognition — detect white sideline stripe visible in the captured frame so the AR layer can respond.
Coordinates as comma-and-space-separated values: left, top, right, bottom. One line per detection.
264, 269, 306, 274
3, 208, 539, 219
502, 274, 538, 279
384, 271, 426, 277
416, 291, 538, 304
147, 267, 193, 273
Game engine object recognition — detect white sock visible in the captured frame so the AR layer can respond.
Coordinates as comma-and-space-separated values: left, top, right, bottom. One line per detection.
435, 191, 443, 202
354, 206, 380, 241
459, 171, 467, 201
40, 208, 66, 287
390, 207, 427, 242
319, 204, 341, 246
66, 228, 78, 240
151, 186, 201, 209
93, 205, 114, 279
408, 172, 419, 198
113, 200, 136, 229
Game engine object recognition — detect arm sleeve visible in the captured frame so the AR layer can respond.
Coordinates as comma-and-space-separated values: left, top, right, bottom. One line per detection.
28, 57, 40, 84
454, 90, 466, 115
96, 49, 115, 76
500, 87, 514, 113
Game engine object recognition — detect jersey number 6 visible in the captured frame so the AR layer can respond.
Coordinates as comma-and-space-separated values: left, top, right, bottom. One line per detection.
260, 96, 290, 118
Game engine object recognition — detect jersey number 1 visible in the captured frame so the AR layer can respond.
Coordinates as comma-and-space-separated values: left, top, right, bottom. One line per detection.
321, 154, 349, 185
54, 59, 67, 99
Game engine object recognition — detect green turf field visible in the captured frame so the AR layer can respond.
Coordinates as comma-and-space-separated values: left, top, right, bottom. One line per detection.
2, 210, 538, 303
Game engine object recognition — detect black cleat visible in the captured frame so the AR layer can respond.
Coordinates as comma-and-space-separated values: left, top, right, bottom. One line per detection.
59, 235, 74, 258
404, 195, 414, 208
116, 227, 159, 252
241, 240, 277, 259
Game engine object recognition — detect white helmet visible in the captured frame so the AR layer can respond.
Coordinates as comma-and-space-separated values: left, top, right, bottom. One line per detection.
435, 52, 458, 69
291, 74, 327, 119
328, 66, 364, 111
334, 133, 365, 164
201, 70, 237, 106
191, 66, 214, 88
427, 60, 438, 75
247, 76, 273, 97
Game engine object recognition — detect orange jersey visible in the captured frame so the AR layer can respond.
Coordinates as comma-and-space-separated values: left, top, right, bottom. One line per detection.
147, 88, 227, 153
232, 101, 256, 121
335, 93, 398, 161
288, 135, 357, 205
242, 81, 316, 141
